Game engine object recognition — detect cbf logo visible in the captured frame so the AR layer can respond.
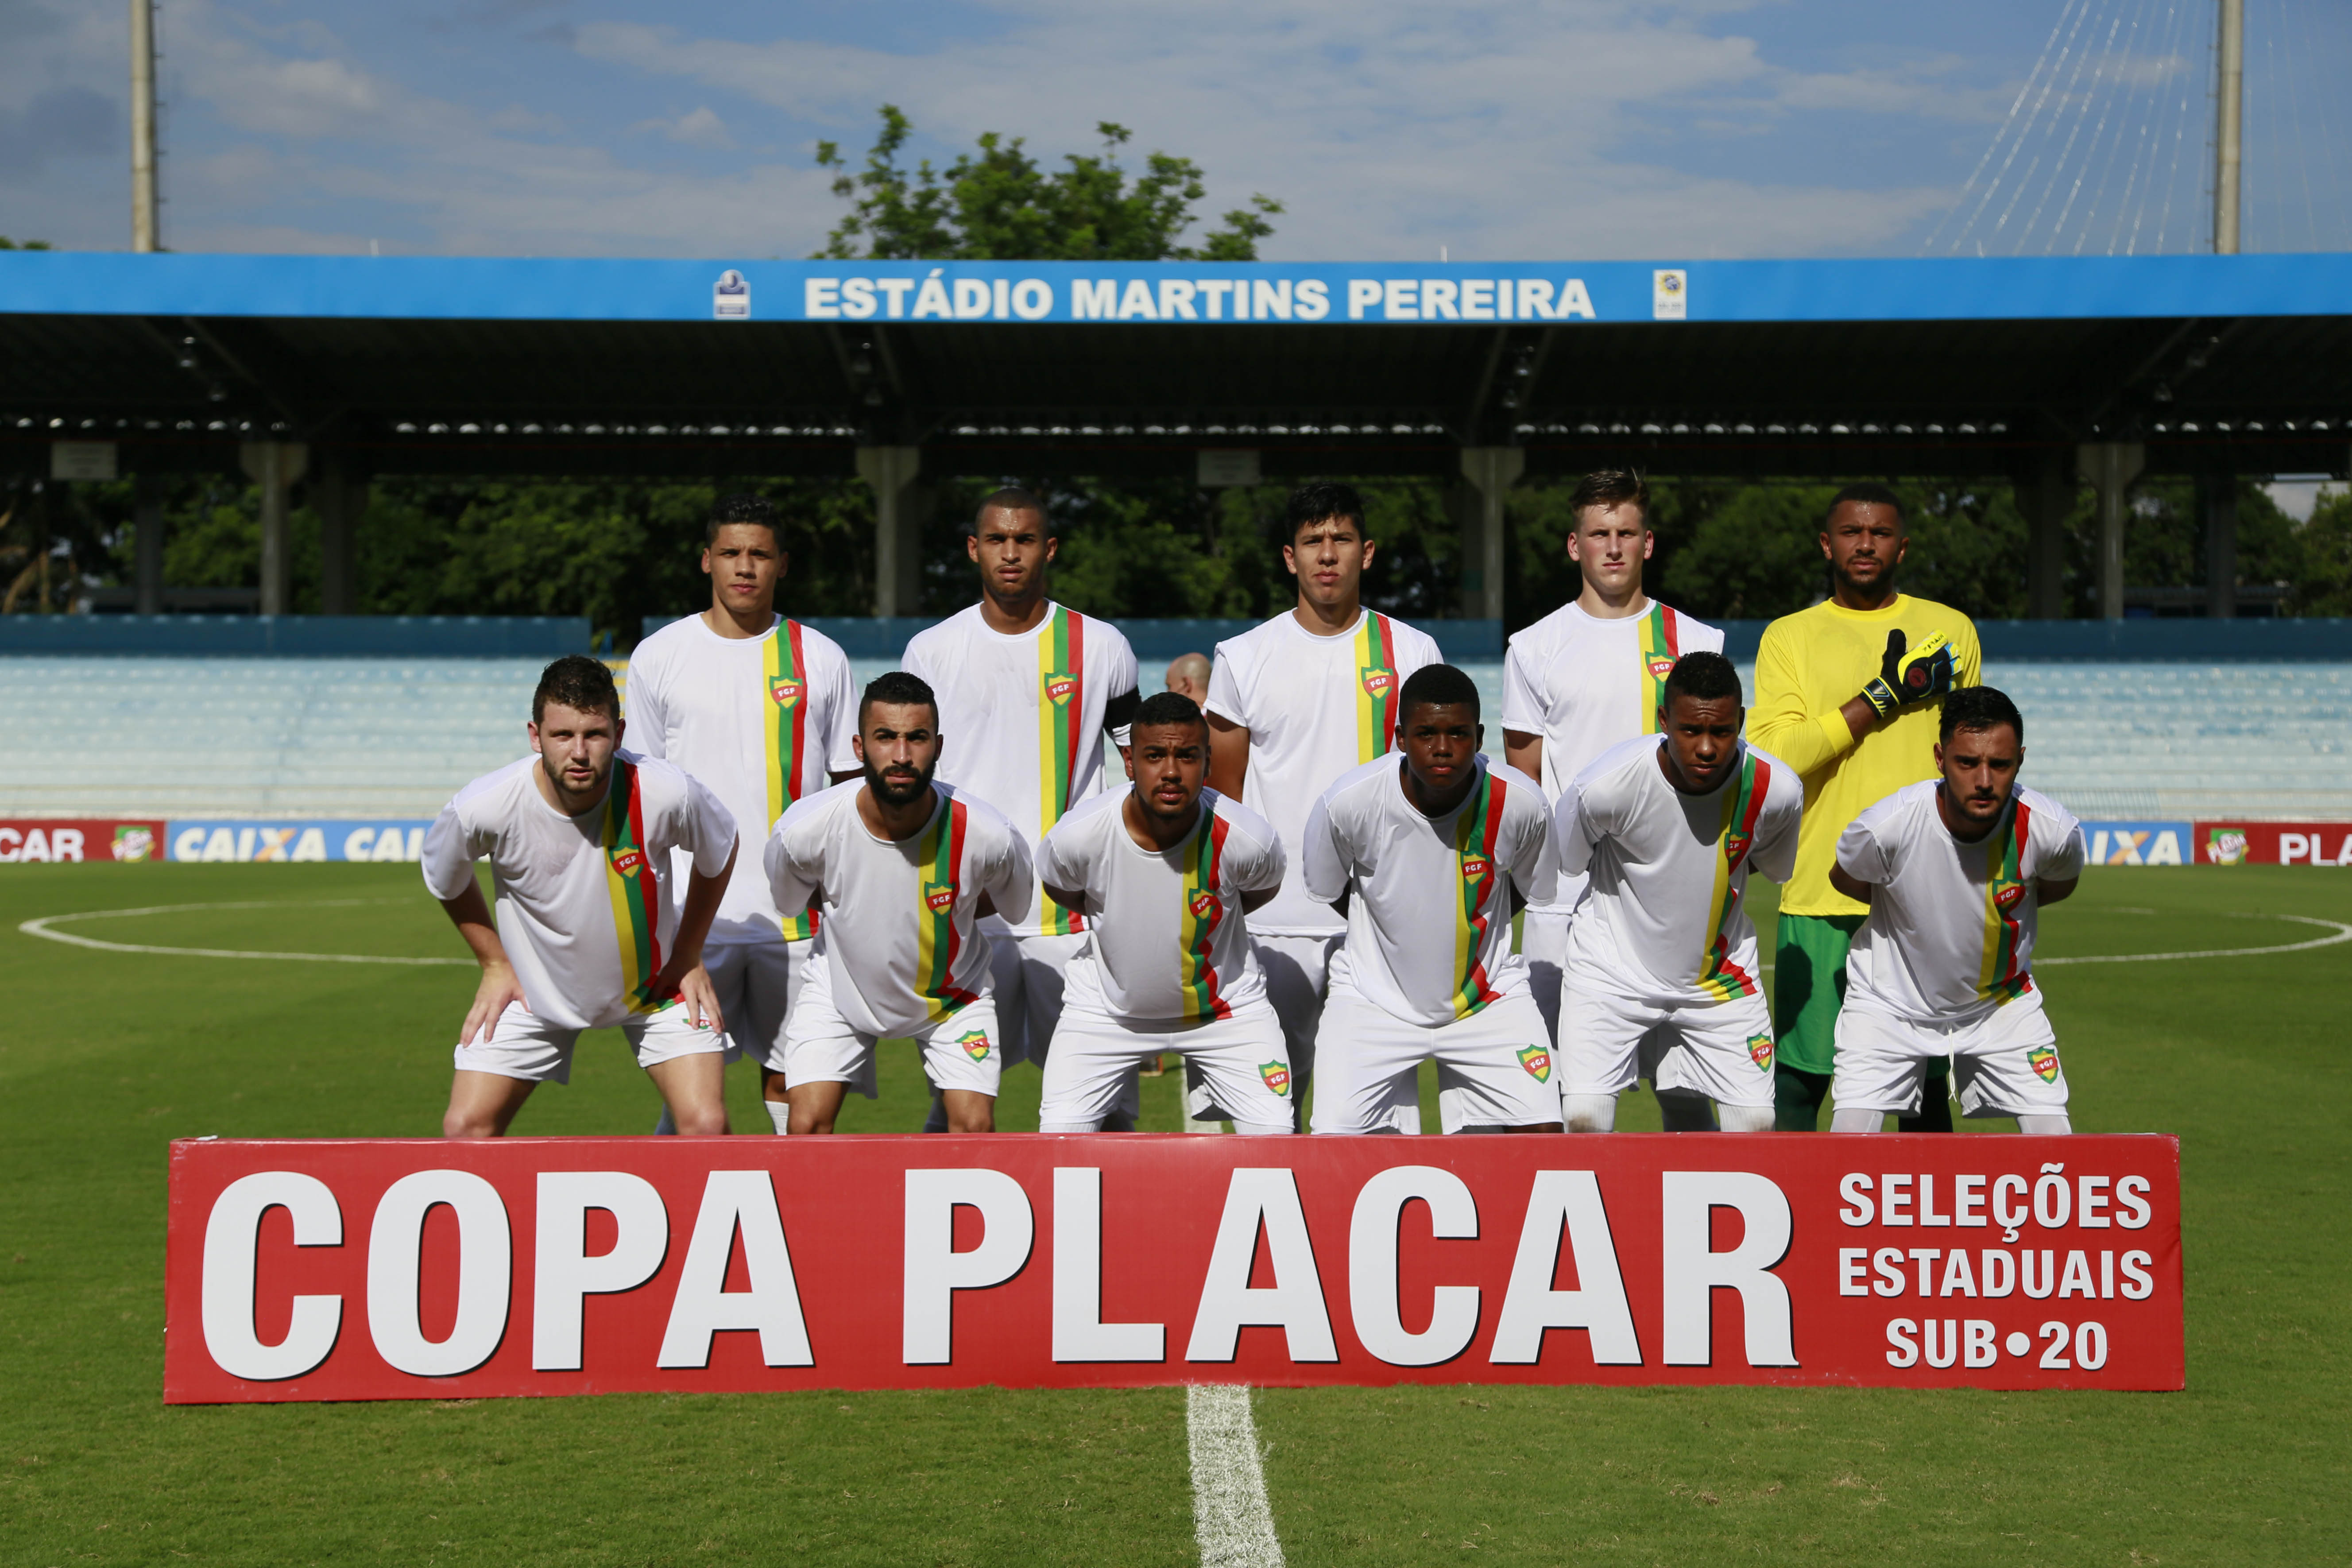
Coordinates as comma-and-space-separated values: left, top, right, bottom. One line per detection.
2028, 1045, 2060, 1084
610, 848, 646, 877
1259, 1061, 1291, 1097
1362, 668, 1394, 701
713, 269, 750, 319
957, 1030, 992, 1061
768, 677, 803, 708
1516, 1043, 1551, 1082
924, 882, 956, 913
1043, 673, 1077, 707
1189, 890, 1221, 921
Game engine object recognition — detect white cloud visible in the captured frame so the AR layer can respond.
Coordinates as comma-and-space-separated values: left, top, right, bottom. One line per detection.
634, 105, 735, 149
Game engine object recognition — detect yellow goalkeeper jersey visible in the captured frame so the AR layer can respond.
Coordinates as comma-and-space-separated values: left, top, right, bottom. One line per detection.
1746, 594, 1981, 917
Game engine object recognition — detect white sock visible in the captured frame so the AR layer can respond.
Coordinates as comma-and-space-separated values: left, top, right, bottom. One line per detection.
1563, 1093, 1617, 1133
1718, 1102, 1775, 1133
764, 1100, 791, 1134
1830, 1108, 1885, 1132
653, 1105, 677, 1136
2017, 1114, 2073, 1135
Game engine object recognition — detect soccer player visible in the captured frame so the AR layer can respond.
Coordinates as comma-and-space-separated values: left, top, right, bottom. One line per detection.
1826, 687, 2082, 1133
1551, 653, 1803, 1133
1206, 481, 1442, 1125
1502, 468, 1727, 1131
764, 672, 1033, 1134
1747, 483, 1982, 1131
903, 488, 1141, 1126
1033, 691, 1294, 1135
1164, 651, 1211, 706
427, 655, 738, 1138
627, 494, 860, 1133
1301, 665, 1561, 1134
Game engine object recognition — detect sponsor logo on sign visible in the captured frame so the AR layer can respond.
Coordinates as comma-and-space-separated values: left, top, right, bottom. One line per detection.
1994, 882, 2025, 911
112, 824, 155, 863
1189, 890, 1220, 920
2028, 1045, 2060, 1084
1461, 855, 1491, 883
1652, 268, 1687, 321
1748, 1034, 1775, 1071
1361, 668, 1394, 700
924, 883, 956, 914
1516, 1043, 1551, 1082
957, 1030, 992, 1061
768, 678, 803, 708
1259, 1061, 1291, 1097
1647, 656, 1677, 679
713, 268, 750, 319
610, 848, 646, 877
2207, 828, 2249, 866
1044, 674, 1077, 707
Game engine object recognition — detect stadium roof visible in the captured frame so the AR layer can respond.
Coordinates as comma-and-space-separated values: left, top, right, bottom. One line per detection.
5, 252, 2352, 480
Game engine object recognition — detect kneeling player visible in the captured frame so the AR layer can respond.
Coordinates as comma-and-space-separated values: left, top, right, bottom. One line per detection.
428, 655, 738, 1138
765, 672, 1032, 1134
1034, 692, 1293, 1134
1303, 665, 1562, 1133
1826, 686, 2083, 1133
1552, 652, 1802, 1133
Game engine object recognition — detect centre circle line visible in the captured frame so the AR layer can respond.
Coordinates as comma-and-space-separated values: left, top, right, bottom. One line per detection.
17, 898, 470, 966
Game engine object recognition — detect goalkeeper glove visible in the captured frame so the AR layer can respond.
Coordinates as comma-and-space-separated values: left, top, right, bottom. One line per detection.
1860, 629, 1956, 721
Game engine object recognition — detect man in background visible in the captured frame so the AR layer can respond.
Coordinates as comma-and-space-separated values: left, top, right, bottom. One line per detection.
1164, 652, 1211, 706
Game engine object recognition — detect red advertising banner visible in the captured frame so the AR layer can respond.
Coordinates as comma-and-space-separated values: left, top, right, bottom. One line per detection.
2194, 821, 2352, 866
0, 818, 165, 864
163, 1134, 2183, 1404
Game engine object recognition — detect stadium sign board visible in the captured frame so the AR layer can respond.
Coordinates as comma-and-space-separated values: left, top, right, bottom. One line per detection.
2193, 821, 2352, 866
165, 820, 430, 863
164, 1134, 2183, 1402
2081, 822, 2194, 867
0, 818, 166, 864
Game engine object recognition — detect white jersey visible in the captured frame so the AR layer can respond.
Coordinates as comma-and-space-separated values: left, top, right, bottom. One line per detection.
1207, 608, 1443, 936
1554, 736, 1802, 1007
1838, 781, 2086, 1025
626, 613, 859, 945
1501, 599, 1725, 915
422, 752, 736, 1032
764, 781, 1033, 1039
903, 603, 1139, 940
1303, 754, 1553, 1027
1035, 787, 1285, 1025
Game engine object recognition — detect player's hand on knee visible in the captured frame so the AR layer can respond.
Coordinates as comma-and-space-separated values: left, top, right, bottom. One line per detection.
460, 962, 525, 1047
673, 964, 724, 1035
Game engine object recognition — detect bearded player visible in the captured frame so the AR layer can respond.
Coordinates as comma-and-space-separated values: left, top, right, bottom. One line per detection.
427, 655, 738, 1137
1206, 482, 1442, 1128
627, 494, 860, 1133
1502, 469, 1727, 1131
1827, 687, 2082, 1133
1302, 665, 1560, 1134
903, 488, 1142, 1128
1552, 653, 1803, 1133
765, 672, 1032, 1134
1033, 691, 1294, 1135
1748, 484, 1982, 1131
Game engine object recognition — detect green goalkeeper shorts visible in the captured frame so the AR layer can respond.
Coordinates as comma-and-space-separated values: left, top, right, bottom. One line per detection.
1772, 912, 1948, 1080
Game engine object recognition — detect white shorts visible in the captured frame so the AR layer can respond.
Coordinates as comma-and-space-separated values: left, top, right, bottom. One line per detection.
452, 999, 724, 1085
704, 938, 808, 1070
1041, 1000, 1293, 1134
1831, 993, 2070, 1118
1188, 929, 1334, 1122
1559, 970, 1776, 1109
986, 927, 1085, 1067
780, 951, 1002, 1100
1310, 987, 1559, 1134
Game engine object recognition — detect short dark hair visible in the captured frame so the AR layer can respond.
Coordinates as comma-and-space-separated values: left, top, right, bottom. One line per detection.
1132, 689, 1208, 736
859, 670, 938, 728
708, 492, 782, 548
967, 485, 1057, 538
1825, 482, 1905, 530
1568, 469, 1649, 527
1398, 663, 1480, 724
1661, 650, 1742, 711
1940, 685, 2023, 743
1285, 481, 1366, 541
533, 654, 620, 724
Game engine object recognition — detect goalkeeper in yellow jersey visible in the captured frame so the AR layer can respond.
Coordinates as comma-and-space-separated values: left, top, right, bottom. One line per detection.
1746, 484, 1981, 1131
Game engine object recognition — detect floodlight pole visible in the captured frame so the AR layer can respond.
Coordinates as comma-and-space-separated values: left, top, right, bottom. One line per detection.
131, 0, 159, 253
2214, 0, 2243, 255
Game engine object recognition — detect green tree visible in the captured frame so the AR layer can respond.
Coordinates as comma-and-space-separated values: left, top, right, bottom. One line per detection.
0, 237, 54, 250
816, 107, 1280, 262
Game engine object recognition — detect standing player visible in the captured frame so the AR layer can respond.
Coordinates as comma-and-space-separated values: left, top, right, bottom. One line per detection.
1827, 688, 2081, 1133
1033, 692, 1294, 1135
1502, 469, 1727, 1130
428, 656, 738, 1138
1206, 482, 1442, 1125
765, 673, 1032, 1134
1748, 484, 1981, 1131
1551, 653, 1803, 1133
903, 488, 1141, 1127
1302, 666, 1561, 1134
627, 494, 859, 1133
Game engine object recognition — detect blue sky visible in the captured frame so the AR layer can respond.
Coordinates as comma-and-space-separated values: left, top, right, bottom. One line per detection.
2, 0, 2347, 261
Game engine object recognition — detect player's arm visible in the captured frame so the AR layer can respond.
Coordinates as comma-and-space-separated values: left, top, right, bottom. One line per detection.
422, 810, 522, 1047
657, 840, 735, 1032
1300, 790, 1352, 918
2036, 875, 2079, 907
1504, 731, 1543, 782
1828, 815, 1887, 906
981, 821, 1037, 928
1499, 643, 1544, 783
1206, 712, 1249, 799
2035, 821, 2085, 907
1827, 863, 1876, 905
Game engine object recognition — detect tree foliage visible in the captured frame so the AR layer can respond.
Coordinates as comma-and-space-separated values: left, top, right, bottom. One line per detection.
815, 106, 1280, 262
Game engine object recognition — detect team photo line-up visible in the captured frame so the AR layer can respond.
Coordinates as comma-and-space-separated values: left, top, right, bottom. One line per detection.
425, 472, 2085, 1140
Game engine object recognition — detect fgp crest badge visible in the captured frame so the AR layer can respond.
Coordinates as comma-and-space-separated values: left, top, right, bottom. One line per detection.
1044, 673, 1078, 707
610, 848, 647, 878
1748, 1034, 1775, 1071
768, 677, 804, 709
1259, 1061, 1291, 1097
1362, 667, 1395, 702
1516, 1043, 1551, 1082
2028, 1045, 2060, 1084
957, 1030, 992, 1062
924, 883, 956, 914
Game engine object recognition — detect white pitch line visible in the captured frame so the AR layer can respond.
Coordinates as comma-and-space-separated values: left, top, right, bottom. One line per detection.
17, 898, 470, 966
2036, 911, 2352, 965
1188, 1384, 1284, 1568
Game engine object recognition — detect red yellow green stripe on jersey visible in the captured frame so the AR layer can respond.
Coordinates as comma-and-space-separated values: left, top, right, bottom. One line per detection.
914, 795, 980, 1025
1354, 612, 1403, 762
1035, 607, 1087, 936
1178, 812, 1234, 1021
1636, 602, 1685, 735
762, 620, 821, 941
1448, 771, 1508, 1019
1977, 798, 2035, 1005
600, 759, 672, 1015
1694, 751, 1769, 1002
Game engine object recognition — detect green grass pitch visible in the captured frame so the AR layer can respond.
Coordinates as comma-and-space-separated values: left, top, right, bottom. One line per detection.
2, 862, 2347, 1564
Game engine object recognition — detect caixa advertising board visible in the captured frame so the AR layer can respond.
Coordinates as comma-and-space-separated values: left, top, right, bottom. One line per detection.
165, 1135, 2182, 1403
165, 821, 431, 863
